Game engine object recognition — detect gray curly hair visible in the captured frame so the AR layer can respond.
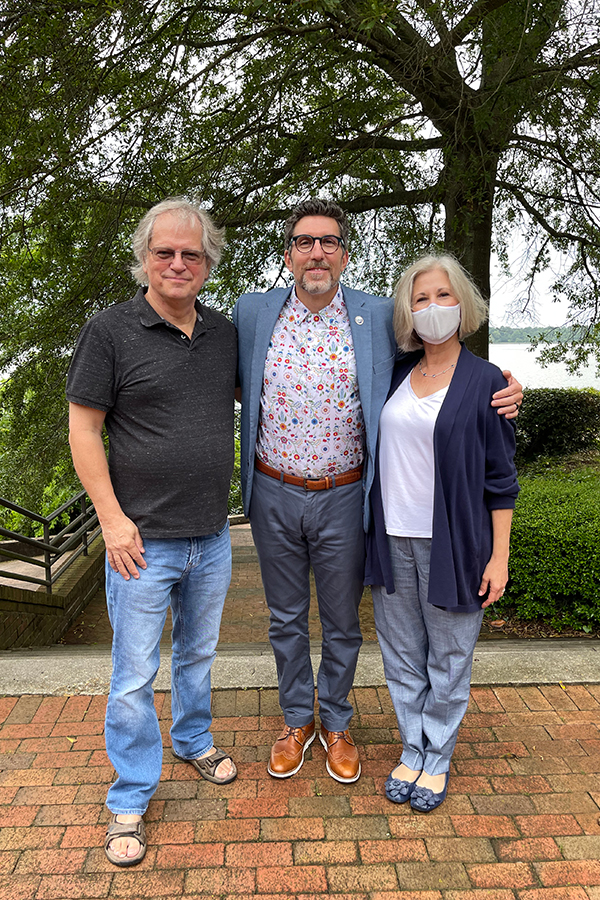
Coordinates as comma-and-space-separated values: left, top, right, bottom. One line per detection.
131, 197, 225, 284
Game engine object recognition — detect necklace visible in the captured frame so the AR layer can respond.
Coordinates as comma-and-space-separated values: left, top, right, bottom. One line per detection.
419, 358, 456, 378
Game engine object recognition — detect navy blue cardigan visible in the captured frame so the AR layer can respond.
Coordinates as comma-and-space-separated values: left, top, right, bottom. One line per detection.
364, 345, 519, 612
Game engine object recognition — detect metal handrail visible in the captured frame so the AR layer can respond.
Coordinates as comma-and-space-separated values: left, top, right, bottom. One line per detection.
0, 491, 100, 594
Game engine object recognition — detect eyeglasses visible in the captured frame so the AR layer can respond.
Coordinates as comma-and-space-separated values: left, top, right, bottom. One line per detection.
288, 234, 345, 254
148, 247, 206, 265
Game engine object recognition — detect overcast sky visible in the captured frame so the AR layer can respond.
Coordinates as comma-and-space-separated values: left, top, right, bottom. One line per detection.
489, 245, 573, 329
490, 271, 571, 328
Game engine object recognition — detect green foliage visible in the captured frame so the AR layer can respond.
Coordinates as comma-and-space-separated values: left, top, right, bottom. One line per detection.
533, 323, 600, 375
228, 409, 243, 516
501, 468, 600, 630
0, 0, 599, 508
516, 388, 600, 460
0, 365, 81, 519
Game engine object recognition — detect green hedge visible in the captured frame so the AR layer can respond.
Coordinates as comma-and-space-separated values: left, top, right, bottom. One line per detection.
500, 469, 600, 630
517, 387, 600, 459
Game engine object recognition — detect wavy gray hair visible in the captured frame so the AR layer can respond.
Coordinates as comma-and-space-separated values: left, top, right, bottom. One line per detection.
131, 197, 225, 284
393, 254, 488, 352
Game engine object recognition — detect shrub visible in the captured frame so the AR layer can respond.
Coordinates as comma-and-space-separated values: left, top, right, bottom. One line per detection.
516, 387, 600, 460
228, 407, 243, 515
500, 468, 600, 630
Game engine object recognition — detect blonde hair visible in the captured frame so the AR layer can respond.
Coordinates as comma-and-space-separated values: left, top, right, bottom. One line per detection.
393, 254, 488, 352
131, 197, 225, 284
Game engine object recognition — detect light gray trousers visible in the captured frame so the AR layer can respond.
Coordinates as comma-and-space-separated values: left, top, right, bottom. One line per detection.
372, 535, 483, 776
249, 470, 364, 731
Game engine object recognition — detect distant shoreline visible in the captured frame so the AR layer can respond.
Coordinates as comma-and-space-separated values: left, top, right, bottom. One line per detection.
488, 325, 580, 344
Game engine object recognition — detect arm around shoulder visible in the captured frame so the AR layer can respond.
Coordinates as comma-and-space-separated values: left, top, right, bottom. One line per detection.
491, 369, 523, 419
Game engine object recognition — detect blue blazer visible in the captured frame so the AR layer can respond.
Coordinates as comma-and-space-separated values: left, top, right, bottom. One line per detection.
365, 345, 520, 612
233, 285, 396, 528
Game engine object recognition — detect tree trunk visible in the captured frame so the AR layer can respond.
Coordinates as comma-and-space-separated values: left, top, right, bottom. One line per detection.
443, 148, 499, 360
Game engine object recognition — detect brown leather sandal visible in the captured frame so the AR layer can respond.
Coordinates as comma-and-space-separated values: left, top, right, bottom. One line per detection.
104, 814, 146, 867
172, 747, 237, 784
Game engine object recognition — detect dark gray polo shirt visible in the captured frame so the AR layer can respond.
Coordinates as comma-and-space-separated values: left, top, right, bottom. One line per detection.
66, 289, 237, 538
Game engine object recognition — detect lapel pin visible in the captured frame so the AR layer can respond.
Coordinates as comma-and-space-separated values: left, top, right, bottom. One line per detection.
354, 315, 364, 325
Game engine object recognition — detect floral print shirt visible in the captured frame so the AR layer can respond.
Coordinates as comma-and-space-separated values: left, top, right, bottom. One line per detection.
255, 287, 364, 478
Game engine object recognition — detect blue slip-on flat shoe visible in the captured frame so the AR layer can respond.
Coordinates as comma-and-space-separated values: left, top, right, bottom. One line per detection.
410, 771, 450, 813
385, 772, 420, 804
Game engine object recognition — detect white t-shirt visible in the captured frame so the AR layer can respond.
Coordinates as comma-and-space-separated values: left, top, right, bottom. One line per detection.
379, 375, 448, 538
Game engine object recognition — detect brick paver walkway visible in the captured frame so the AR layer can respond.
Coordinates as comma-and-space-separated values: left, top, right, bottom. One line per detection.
2, 684, 600, 899
59, 525, 379, 647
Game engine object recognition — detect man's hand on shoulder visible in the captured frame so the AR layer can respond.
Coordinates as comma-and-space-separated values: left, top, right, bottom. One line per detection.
491, 370, 523, 420
101, 514, 147, 580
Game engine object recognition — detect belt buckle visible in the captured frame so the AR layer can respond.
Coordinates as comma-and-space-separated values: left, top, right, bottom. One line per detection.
304, 476, 325, 491
303, 475, 331, 491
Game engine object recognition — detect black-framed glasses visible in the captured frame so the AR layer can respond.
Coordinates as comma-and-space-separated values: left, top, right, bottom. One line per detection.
288, 234, 345, 254
148, 247, 206, 265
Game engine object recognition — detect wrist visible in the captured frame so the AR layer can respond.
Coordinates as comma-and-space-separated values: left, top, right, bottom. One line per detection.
97, 507, 128, 530
489, 552, 509, 566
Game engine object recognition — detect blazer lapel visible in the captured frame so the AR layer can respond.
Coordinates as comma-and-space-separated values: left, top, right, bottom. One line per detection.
248, 289, 291, 440
343, 288, 373, 418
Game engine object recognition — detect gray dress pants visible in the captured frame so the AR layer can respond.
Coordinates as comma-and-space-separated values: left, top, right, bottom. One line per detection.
373, 535, 484, 776
249, 470, 365, 731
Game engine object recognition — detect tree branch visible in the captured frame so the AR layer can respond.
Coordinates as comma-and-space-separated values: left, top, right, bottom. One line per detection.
449, 0, 514, 47
222, 184, 442, 228
496, 179, 597, 247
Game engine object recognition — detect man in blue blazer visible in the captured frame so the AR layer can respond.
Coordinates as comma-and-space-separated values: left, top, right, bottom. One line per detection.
233, 199, 521, 783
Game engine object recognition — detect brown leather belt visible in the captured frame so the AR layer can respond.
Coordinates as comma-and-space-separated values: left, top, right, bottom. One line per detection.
255, 458, 363, 491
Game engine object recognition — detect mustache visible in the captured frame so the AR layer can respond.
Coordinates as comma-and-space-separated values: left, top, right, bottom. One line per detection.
305, 262, 332, 271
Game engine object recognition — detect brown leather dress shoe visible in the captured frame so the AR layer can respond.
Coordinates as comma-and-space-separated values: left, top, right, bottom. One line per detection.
319, 726, 361, 783
268, 721, 315, 778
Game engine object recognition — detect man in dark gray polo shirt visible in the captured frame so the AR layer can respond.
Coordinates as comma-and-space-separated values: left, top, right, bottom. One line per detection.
67, 198, 237, 867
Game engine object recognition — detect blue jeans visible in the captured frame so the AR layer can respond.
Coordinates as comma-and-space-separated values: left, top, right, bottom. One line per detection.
104, 524, 231, 815
372, 536, 483, 776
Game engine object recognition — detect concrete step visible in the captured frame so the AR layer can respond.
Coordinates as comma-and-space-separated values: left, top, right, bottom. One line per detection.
0, 638, 598, 696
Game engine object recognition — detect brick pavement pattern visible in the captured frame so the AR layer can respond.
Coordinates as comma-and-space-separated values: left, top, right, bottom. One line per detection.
59, 525, 379, 647
1, 684, 600, 899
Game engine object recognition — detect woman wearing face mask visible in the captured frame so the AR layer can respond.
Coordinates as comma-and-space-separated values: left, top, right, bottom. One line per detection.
365, 254, 519, 813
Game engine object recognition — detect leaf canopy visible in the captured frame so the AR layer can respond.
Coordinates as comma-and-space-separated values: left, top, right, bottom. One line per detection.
1, 0, 599, 505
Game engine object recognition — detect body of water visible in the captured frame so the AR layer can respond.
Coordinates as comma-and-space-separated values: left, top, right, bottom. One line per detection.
489, 343, 600, 390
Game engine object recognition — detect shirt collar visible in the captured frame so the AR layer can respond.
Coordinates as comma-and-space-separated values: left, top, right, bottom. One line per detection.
136, 287, 205, 330
287, 285, 345, 323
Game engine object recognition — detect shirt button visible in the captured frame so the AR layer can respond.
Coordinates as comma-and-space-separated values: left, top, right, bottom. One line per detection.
181, 334, 186, 339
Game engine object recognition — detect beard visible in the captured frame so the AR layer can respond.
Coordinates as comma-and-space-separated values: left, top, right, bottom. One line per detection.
299, 266, 338, 295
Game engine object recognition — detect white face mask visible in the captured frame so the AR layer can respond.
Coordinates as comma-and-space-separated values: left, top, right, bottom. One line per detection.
412, 302, 461, 345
